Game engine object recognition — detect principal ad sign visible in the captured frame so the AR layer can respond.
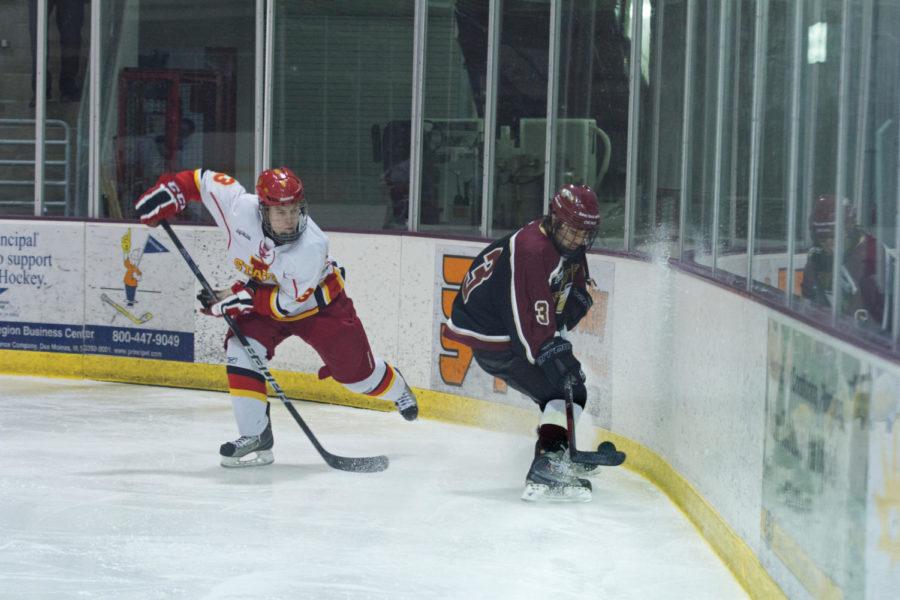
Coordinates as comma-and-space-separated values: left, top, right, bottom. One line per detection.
83, 224, 196, 362
0, 222, 87, 353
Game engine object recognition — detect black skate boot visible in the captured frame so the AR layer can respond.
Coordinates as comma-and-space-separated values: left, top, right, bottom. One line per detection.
521, 449, 592, 502
219, 419, 274, 468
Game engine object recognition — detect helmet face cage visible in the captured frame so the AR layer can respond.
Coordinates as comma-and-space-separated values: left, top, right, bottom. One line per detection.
256, 167, 307, 245
552, 219, 598, 255
259, 200, 307, 245
548, 184, 600, 258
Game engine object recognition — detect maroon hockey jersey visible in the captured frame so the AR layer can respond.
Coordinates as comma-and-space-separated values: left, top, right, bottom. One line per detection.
446, 220, 588, 363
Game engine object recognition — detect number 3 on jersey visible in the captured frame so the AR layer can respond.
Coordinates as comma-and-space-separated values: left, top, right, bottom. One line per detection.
534, 300, 550, 325
213, 173, 236, 185
461, 248, 503, 303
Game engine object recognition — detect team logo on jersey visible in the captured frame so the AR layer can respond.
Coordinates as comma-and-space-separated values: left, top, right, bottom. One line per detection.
461, 248, 503, 303
233, 257, 277, 283
257, 240, 275, 265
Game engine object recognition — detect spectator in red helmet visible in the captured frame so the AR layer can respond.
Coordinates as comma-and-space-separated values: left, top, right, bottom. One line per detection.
801, 194, 888, 328
134, 167, 418, 468
446, 183, 616, 502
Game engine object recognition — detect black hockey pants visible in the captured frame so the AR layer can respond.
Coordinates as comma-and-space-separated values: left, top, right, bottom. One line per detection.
473, 349, 587, 411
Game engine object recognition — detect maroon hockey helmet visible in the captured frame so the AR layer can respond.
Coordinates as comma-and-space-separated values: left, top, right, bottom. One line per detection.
809, 194, 854, 242
548, 184, 601, 257
255, 167, 308, 244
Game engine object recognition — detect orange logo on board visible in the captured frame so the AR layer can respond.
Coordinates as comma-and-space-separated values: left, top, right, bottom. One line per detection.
439, 255, 474, 386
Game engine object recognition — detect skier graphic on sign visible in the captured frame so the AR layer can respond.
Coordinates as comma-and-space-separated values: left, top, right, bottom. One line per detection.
101, 230, 169, 325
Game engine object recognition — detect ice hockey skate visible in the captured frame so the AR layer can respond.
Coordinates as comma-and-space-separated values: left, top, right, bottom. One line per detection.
521, 450, 592, 503
393, 378, 419, 421
219, 420, 274, 467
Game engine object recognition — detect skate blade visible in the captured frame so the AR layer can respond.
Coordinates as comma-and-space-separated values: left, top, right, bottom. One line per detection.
520, 482, 592, 503
220, 450, 274, 468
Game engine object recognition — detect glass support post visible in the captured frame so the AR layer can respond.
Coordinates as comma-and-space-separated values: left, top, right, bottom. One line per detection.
746, 0, 769, 286
542, 0, 562, 214
710, 0, 732, 277
852, 0, 874, 221
262, 0, 274, 171
624, 0, 644, 250
647, 0, 665, 239
678, 0, 697, 261
786, 0, 805, 306
830, 0, 853, 320
88, 0, 101, 218
408, 0, 428, 232
34, 0, 48, 216
481, 0, 502, 238
255, 0, 266, 176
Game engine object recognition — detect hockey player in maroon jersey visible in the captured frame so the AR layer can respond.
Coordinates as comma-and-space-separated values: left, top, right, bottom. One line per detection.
134, 167, 418, 467
446, 184, 611, 501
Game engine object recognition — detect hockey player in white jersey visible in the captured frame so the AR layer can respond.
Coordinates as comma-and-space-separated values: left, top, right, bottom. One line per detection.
134, 167, 418, 467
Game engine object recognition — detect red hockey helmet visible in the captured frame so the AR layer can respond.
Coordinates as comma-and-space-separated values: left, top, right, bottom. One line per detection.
256, 167, 305, 205
255, 167, 307, 244
548, 184, 601, 257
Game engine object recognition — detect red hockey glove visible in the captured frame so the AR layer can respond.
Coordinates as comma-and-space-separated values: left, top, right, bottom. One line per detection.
135, 180, 185, 226
134, 171, 201, 226
205, 287, 255, 318
197, 281, 277, 319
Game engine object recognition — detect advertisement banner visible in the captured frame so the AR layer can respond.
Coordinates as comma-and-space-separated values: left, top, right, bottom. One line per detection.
865, 367, 900, 600
0, 222, 87, 352
761, 317, 877, 599
431, 244, 615, 423
83, 224, 195, 362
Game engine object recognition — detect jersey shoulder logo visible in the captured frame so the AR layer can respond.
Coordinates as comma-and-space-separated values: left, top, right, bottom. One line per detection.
461, 248, 503, 303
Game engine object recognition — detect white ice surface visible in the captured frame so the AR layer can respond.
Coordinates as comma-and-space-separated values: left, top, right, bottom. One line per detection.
0, 376, 748, 600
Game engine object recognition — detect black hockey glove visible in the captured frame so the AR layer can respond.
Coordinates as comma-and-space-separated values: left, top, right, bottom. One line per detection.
535, 337, 585, 389
559, 286, 593, 331
196, 288, 217, 311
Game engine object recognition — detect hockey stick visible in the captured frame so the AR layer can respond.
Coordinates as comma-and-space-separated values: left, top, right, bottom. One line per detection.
160, 220, 389, 473
564, 376, 626, 467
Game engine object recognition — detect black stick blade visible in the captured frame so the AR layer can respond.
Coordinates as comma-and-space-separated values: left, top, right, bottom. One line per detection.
325, 453, 390, 473
570, 441, 626, 467
571, 449, 626, 467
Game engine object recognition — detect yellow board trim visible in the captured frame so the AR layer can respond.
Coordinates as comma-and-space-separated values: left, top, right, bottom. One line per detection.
592, 429, 787, 600
761, 509, 841, 599
0, 348, 783, 599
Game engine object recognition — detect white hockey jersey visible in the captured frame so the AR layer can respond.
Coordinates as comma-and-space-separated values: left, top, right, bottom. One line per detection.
192, 169, 345, 320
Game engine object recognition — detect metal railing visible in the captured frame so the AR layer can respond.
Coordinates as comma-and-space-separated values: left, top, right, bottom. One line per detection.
0, 119, 71, 215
